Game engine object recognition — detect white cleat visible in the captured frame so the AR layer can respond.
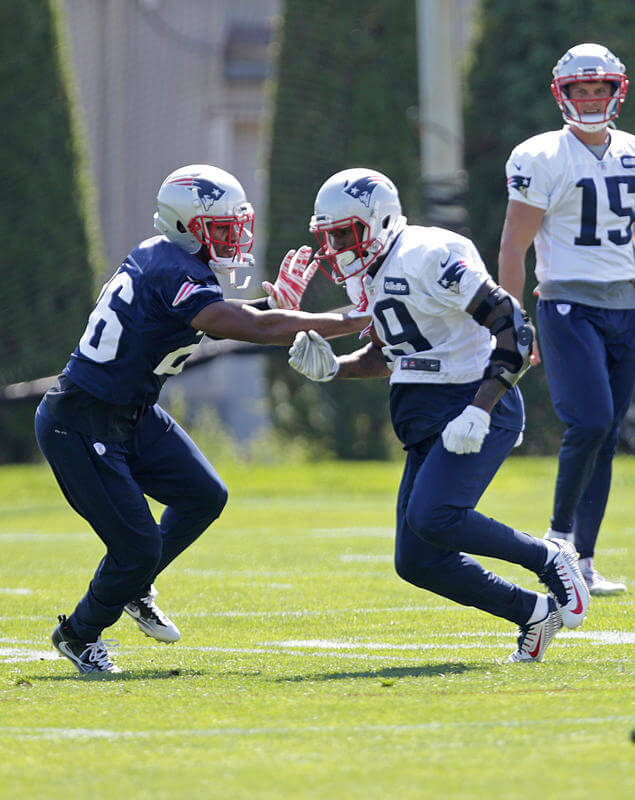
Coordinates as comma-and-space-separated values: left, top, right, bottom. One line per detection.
579, 558, 627, 596
543, 527, 574, 544
538, 539, 590, 628
124, 584, 181, 643
508, 598, 563, 663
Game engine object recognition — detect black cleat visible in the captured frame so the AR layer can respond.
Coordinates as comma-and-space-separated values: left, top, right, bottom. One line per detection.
51, 614, 121, 674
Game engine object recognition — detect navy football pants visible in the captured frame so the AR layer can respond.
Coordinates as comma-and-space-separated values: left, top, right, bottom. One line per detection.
35, 402, 228, 641
537, 301, 635, 558
395, 422, 548, 627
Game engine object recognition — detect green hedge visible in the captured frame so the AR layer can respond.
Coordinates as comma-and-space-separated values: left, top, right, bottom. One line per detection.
0, 0, 103, 461
265, 0, 420, 459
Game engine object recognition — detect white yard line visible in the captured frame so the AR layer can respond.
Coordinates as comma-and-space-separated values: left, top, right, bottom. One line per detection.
0, 715, 631, 741
339, 554, 393, 562
559, 630, 635, 644
179, 568, 392, 578
311, 528, 394, 537
259, 640, 505, 651
0, 532, 90, 540
0, 646, 58, 663
2, 626, 631, 666
181, 604, 454, 618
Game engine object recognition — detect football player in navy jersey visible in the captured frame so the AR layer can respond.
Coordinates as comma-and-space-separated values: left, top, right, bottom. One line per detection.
36, 164, 363, 674
288, 167, 590, 663
499, 44, 634, 595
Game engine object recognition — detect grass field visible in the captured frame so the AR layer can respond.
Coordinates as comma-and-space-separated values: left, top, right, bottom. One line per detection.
0, 455, 632, 799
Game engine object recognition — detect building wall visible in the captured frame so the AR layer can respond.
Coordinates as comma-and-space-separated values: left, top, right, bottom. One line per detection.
63, 0, 281, 441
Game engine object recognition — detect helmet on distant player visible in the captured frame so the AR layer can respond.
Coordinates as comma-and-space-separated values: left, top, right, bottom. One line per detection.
551, 43, 629, 133
154, 164, 255, 276
309, 168, 406, 283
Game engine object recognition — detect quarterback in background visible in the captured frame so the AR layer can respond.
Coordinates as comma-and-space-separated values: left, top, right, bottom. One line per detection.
35, 164, 362, 674
498, 43, 634, 594
289, 167, 590, 663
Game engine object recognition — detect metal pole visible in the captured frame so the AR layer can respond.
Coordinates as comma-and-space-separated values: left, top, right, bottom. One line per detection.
416, 0, 467, 231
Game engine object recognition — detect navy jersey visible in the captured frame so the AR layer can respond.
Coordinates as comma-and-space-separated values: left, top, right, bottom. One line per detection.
65, 236, 223, 407
390, 381, 524, 449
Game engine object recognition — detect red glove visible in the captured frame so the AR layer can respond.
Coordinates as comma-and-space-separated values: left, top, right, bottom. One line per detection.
263, 246, 317, 309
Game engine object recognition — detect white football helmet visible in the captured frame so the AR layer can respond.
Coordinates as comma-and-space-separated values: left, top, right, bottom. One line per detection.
309, 168, 406, 283
153, 164, 255, 280
551, 43, 629, 132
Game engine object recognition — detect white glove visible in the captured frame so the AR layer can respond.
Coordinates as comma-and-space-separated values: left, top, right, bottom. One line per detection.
263, 246, 317, 309
441, 405, 490, 454
288, 330, 339, 382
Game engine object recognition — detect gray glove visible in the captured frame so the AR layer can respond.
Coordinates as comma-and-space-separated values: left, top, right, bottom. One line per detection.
288, 330, 339, 382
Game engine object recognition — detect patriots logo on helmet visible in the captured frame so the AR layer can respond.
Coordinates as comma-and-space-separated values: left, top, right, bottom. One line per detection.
438, 258, 467, 293
507, 174, 531, 198
192, 178, 226, 211
168, 176, 226, 212
344, 175, 391, 207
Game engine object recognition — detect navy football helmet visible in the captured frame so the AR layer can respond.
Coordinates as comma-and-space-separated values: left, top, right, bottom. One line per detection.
154, 165, 255, 277
310, 168, 406, 283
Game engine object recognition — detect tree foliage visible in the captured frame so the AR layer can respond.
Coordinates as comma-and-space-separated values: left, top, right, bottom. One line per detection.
464, 0, 635, 452
0, 0, 102, 460
265, 0, 420, 458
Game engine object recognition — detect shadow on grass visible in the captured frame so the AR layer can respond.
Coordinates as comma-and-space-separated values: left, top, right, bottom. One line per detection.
23, 667, 207, 682
272, 661, 484, 683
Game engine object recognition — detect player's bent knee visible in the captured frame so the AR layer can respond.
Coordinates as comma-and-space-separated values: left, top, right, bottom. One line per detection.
198, 482, 228, 525
566, 419, 612, 447
180, 479, 228, 523
212, 482, 229, 517
405, 501, 463, 546
394, 551, 449, 590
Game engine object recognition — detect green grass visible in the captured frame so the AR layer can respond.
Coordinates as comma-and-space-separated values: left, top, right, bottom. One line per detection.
0, 456, 633, 799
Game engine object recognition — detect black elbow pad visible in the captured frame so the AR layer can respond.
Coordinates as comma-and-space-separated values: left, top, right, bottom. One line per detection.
477, 291, 534, 388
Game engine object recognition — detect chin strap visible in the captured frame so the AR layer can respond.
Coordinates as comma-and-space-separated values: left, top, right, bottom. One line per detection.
208, 254, 254, 289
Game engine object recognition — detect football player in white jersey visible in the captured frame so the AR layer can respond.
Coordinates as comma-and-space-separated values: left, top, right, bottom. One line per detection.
288, 167, 590, 663
498, 43, 634, 595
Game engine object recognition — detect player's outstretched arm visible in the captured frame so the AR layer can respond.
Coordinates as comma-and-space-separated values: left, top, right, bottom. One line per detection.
190, 299, 365, 345
288, 326, 390, 382
336, 342, 391, 379
336, 324, 391, 379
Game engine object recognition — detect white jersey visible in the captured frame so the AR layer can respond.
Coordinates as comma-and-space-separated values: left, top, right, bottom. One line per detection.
505, 126, 635, 284
358, 226, 493, 385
